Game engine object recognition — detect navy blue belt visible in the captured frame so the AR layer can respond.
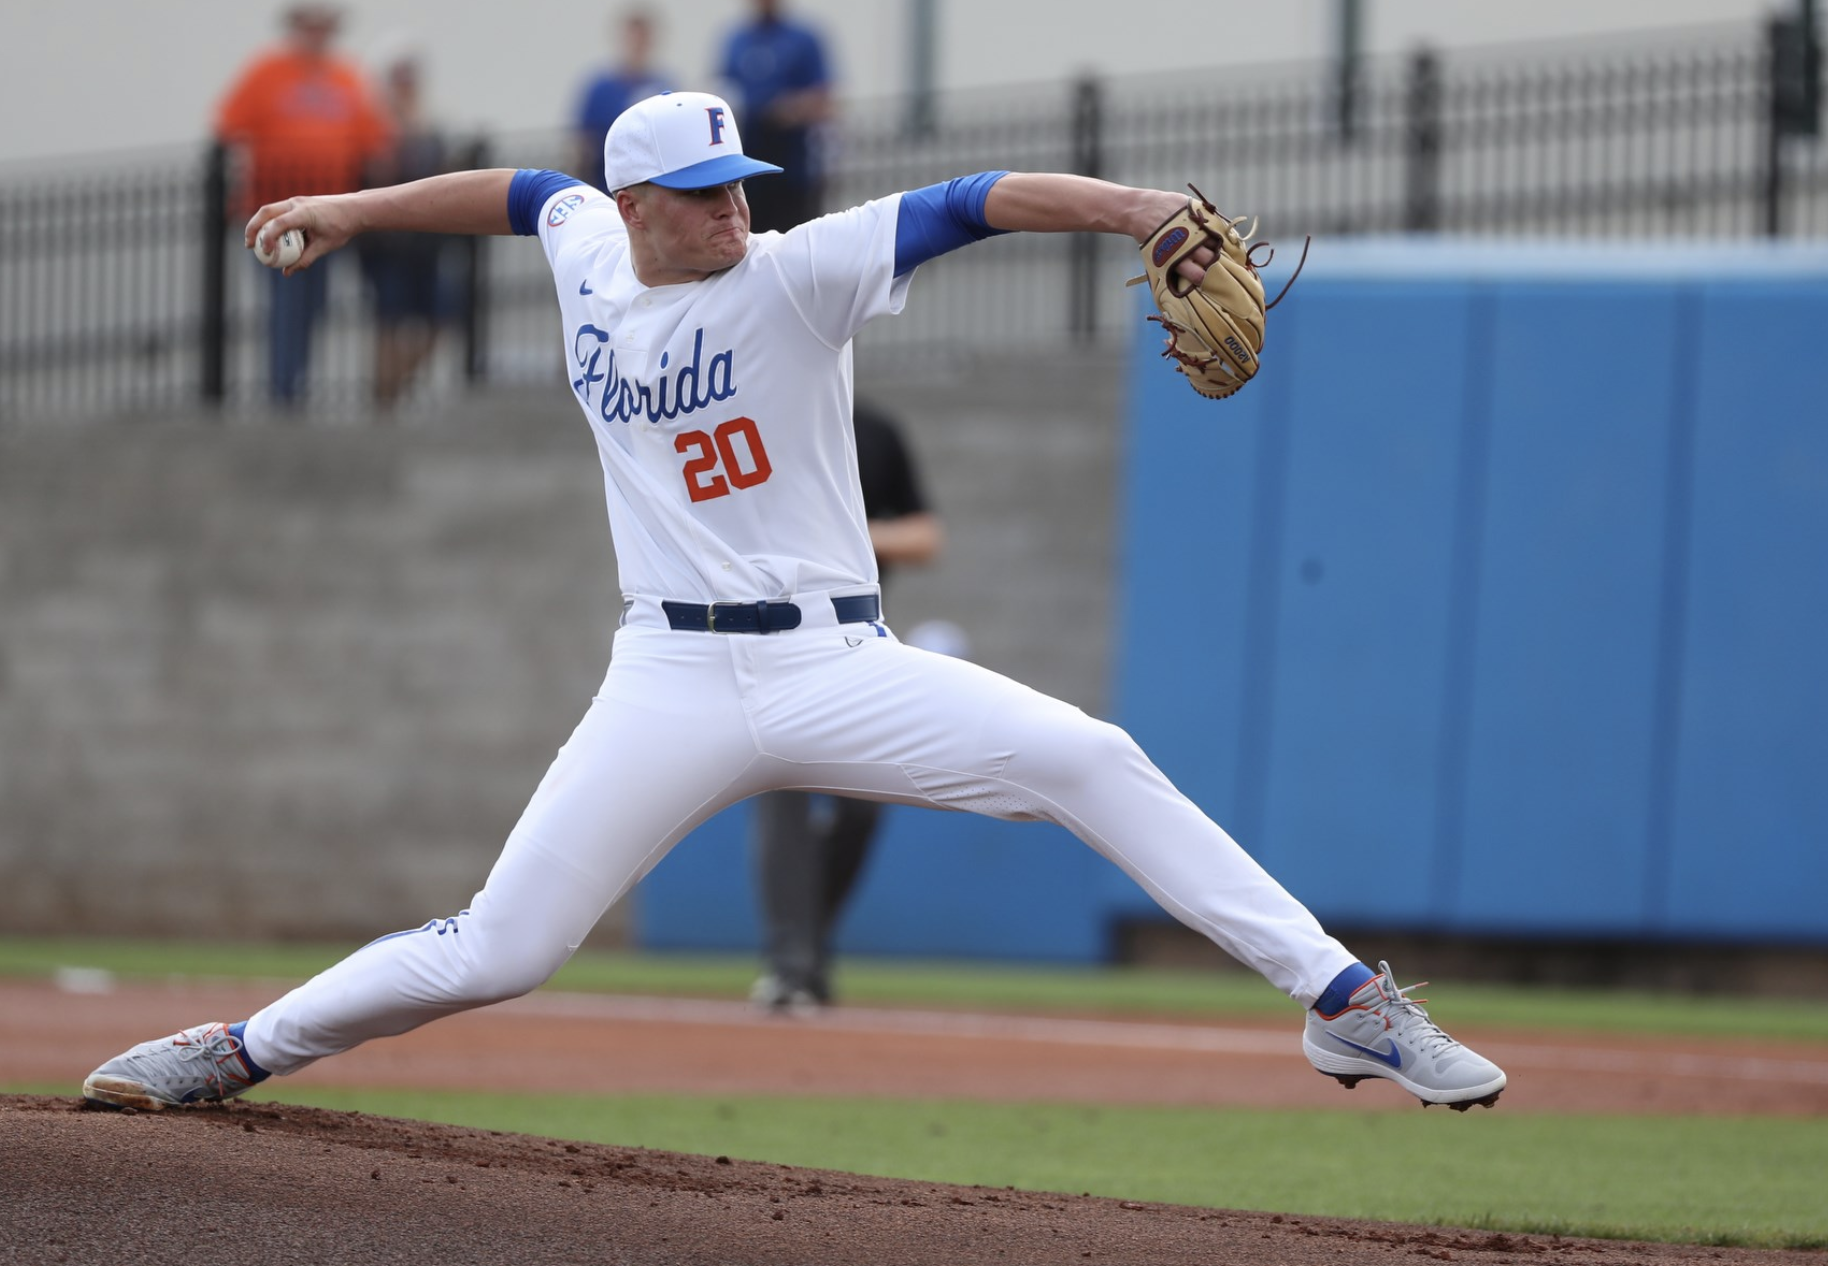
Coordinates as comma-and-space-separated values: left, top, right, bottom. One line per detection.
661, 593, 880, 634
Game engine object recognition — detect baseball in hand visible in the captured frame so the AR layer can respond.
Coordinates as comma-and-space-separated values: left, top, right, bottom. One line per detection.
254, 228, 305, 269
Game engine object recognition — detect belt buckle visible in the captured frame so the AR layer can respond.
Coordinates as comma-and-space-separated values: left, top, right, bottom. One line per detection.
706, 601, 735, 633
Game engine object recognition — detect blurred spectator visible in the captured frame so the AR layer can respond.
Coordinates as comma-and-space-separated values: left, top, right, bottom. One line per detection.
215, 3, 390, 405
750, 398, 944, 1012
572, 9, 673, 192
358, 38, 450, 411
716, 0, 834, 231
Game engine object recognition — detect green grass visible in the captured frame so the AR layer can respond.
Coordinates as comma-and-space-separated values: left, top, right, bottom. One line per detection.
14, 1081, 1817, 1250
6, 934, 1827, 1042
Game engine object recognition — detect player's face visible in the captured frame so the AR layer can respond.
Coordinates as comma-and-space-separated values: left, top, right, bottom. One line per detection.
637, 182, 751, 281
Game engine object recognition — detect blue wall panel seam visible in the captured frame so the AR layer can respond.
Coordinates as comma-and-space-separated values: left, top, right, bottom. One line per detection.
1430, 287, 1496, 921
1641, 286, 1699, 932
1232, 330, 1296, 853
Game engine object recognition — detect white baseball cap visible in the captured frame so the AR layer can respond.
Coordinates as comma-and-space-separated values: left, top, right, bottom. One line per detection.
603, 91, 784, 192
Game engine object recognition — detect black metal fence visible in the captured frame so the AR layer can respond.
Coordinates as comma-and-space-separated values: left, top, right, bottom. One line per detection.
2, 19, 1822, 420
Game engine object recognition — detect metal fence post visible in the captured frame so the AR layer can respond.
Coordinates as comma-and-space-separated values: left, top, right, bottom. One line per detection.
1404, 47, 1442, 232
1765, 17, 1789, 237
201, 141, 229, 406
1765, 7, 1823, 236
1334, 0, 1364, 143
1762, 18, 1776, 237
461, 137, 490, 383
1069, 75, 1103, 343
1774, 1, 1822, 138
1805, 0, 1824, 137
905, 0, 939, 139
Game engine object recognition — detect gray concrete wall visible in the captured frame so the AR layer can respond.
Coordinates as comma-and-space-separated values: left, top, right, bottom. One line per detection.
0, 352, 1125, 940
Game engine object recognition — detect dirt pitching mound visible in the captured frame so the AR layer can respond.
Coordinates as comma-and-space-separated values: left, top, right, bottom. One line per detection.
6, 1095, 1822, 1266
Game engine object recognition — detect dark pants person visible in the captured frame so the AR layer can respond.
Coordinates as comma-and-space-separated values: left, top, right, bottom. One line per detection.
263, 254, 331, 403
359, 232, 446, 408
751, 790, 882, 1007
741, 123, 822, 233
742, 174, 822, 234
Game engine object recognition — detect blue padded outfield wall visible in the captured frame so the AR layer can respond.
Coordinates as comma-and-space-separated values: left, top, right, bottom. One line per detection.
1119, 240, 1828, 947
638, 240, 1828, 959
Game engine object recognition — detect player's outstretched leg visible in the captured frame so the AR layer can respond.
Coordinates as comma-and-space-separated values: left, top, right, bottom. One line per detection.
1302, 961, 1506, 1110
82, 1021, 270, 1110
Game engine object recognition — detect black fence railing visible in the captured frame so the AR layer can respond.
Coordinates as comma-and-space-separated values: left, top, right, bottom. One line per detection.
1, 19, 1822, 419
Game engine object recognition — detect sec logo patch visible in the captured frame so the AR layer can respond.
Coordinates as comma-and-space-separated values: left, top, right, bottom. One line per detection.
548, 194, 587, 228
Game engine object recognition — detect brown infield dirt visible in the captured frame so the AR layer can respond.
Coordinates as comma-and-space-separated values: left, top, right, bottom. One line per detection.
5, 977, 1828, 1266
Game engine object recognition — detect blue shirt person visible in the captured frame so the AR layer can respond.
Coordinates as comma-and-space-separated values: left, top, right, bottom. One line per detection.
573, 10, 673, 191
716, 0, 833, 230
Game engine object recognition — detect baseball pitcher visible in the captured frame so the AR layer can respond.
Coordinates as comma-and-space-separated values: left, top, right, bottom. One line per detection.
84, 92, 1505, 1115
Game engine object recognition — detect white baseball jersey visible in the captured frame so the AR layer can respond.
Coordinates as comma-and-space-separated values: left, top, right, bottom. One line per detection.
534, 185, 912, 603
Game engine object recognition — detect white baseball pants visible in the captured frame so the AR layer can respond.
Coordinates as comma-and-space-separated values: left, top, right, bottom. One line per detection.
247, 594, 1356, 1073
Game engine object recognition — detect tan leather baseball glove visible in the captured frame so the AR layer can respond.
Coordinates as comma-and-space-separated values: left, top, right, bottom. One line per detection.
1132, 187, 1304, 400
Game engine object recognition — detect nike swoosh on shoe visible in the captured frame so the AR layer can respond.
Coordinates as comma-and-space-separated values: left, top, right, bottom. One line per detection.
1329, 1034, 1403, 1069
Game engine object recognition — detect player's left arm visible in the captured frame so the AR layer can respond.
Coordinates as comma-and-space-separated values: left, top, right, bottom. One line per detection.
985, 173, 1213, 277
895, 173, 1209, 282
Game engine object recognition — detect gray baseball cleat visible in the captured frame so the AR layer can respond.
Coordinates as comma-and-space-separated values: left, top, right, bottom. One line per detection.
1302, 961, 1506, 1110
82, 1021, 267, 1110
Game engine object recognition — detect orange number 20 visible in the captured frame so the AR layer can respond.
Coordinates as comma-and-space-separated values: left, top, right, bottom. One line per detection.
676, 416, 773, 503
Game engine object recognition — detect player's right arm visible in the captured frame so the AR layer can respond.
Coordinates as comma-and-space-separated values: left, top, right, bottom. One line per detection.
244, 168, 528, 275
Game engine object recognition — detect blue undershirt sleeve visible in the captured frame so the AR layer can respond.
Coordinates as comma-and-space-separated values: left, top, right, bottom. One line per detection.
893, 171, 1012, 276
507, 169, 587, 237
